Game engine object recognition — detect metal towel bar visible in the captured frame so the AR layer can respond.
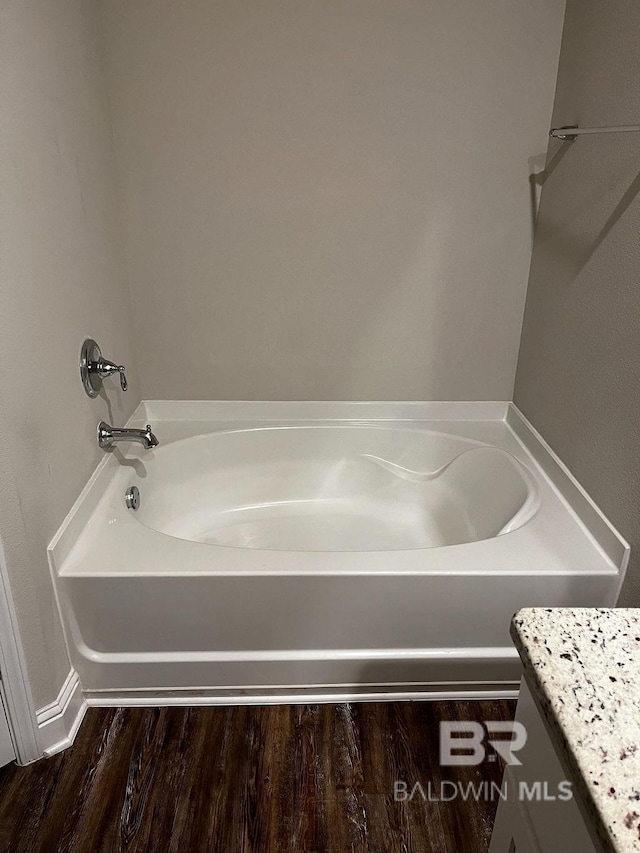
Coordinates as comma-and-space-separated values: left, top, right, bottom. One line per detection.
549, 124, 640, 141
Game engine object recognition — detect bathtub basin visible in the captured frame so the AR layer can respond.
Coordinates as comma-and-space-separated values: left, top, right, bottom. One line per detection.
49, 401, 628, 705
135, 427, 538, 551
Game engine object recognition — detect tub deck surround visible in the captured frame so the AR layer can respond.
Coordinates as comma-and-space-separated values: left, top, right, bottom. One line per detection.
511, 608, 640, 853
47, 402, 629, 705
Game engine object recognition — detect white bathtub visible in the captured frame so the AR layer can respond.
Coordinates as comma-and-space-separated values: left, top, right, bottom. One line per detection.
49, 402, 628, 705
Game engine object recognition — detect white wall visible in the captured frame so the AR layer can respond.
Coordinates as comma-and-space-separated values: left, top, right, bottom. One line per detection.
515, 0, 640, 606
100, 0, 566, 401
0, 0, 140, 708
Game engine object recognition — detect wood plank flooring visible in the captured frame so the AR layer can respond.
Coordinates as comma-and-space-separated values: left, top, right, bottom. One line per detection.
0, 700, 515, 853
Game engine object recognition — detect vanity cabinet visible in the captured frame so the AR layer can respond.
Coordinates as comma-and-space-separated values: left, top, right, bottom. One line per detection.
489, 678, 599, 853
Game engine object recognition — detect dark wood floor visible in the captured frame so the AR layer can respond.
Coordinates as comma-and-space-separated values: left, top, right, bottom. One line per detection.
0, 700, 515, 853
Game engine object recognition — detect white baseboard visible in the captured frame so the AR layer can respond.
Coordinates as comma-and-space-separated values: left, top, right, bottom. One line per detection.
36, 669, 87, 758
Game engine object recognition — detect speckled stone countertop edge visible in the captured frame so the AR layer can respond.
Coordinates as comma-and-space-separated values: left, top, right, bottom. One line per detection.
511, 608, 634, 853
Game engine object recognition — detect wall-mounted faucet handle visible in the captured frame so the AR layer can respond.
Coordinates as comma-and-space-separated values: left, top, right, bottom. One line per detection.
98, 358, 128, 391
80, 338, 128, 397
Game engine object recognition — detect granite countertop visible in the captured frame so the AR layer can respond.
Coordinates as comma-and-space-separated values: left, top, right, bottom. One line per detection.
512, 608, 640, 853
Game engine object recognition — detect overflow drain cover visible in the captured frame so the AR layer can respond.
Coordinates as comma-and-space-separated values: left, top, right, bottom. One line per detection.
125, 485, 140, 511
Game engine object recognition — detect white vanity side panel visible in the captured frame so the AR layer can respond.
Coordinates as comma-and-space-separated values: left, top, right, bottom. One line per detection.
490, 678, 598, 853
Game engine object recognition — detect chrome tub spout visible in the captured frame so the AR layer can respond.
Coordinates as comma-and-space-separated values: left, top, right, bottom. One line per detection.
98, 421, 159, 450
